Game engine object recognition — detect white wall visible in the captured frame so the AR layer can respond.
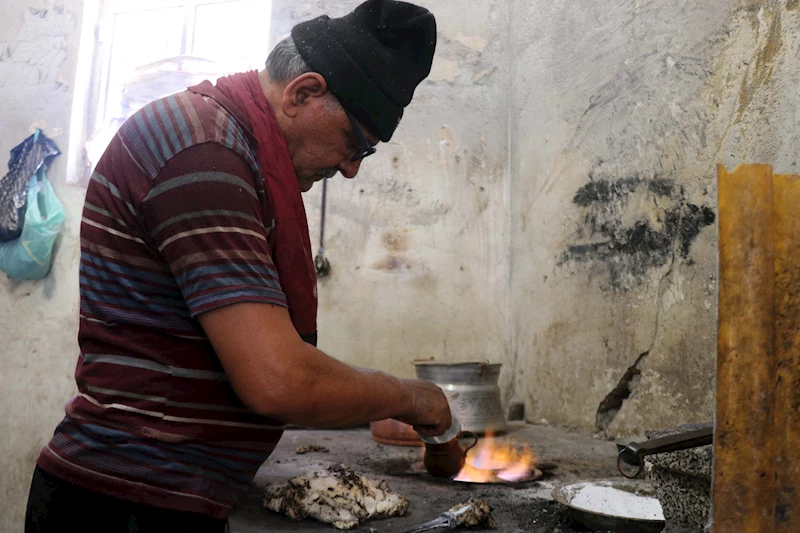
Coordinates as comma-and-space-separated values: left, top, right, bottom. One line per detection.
508, 0, 799, 435
0, 1, 84, 531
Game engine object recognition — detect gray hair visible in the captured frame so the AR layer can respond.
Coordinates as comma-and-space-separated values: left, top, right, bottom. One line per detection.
265, 36, 312, 82
265, 36, 342, 113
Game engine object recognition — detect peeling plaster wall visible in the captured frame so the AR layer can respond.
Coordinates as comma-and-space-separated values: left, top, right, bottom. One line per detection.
509, 0, 800, 436
0, 1, 84, 530
271, 1, 513, 385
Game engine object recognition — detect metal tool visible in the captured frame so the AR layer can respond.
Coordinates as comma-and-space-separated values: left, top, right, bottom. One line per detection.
399, 504, 472, 533
616, 424, 713, 479
314, 177, 330, 277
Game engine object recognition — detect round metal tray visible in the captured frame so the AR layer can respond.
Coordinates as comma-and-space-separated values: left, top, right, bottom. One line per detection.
552, 479, 665, 533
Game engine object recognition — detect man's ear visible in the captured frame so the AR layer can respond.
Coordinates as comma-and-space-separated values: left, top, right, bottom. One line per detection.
281, 73, 329, 118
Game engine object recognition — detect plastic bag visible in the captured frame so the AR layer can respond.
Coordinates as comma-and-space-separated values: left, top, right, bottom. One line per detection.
0, 169, 66, 280
0, 129, 60, 241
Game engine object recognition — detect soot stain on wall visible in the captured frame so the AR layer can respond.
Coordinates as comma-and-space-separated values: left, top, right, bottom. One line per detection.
572, 176, 675, 206
560, 170, 715, 291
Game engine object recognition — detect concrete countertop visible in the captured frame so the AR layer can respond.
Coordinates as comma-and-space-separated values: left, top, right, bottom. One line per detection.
228, 423, 620, 532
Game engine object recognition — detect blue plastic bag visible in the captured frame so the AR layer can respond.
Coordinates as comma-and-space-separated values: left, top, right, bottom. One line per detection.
0, 168, 65, 280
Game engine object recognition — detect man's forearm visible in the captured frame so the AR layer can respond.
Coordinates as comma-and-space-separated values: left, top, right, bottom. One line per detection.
251, 340, 416, 427
199, 302, 448, 432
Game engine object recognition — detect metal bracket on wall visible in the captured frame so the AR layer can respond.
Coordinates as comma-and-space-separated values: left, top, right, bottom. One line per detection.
314, 177, 331, 277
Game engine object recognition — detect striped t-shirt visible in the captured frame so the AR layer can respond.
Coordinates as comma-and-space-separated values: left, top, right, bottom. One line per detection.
38, 86, 289, 518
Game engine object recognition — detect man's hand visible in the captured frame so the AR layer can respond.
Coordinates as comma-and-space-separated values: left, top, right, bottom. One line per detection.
198, 302, 452, 431
395, 379, 452, 437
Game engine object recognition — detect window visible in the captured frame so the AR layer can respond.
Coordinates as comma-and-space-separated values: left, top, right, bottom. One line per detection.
67, 0, 272, 184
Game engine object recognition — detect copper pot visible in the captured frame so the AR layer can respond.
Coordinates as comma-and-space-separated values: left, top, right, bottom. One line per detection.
423, 431, 478, 478
370, 419, 423, 447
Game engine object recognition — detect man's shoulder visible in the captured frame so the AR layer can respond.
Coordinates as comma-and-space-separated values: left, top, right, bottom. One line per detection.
116, 89, 259, 180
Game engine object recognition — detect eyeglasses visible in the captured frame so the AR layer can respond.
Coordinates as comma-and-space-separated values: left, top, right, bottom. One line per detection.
344, 108, 377, 162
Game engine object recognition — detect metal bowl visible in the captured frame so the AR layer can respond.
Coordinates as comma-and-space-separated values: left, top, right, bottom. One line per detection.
552, 479, 665, 533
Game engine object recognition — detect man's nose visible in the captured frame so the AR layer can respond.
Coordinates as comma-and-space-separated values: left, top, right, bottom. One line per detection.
338, 158, 362, 179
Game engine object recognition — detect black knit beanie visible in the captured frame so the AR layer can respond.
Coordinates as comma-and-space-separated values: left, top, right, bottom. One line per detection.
291, 0, 437, 142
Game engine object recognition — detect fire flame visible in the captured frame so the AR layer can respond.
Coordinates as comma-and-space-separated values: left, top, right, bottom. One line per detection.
454, 431, 538, 483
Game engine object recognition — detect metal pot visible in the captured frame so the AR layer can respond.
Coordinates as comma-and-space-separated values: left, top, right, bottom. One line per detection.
414, 361, 507, 434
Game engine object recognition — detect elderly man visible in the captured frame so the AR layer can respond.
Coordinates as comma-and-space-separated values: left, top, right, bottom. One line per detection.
25, 1, 450, 531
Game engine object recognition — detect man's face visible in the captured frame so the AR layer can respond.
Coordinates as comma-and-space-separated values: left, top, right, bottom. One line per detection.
292, 105, 379, 192
276, 73, 379, 192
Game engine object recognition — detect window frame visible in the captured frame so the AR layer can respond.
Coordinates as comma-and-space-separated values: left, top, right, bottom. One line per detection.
66, 0, 272, 184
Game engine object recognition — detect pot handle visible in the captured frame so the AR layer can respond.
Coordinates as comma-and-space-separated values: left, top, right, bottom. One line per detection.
459, 431, 478, 454
617, 424, 713, 479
